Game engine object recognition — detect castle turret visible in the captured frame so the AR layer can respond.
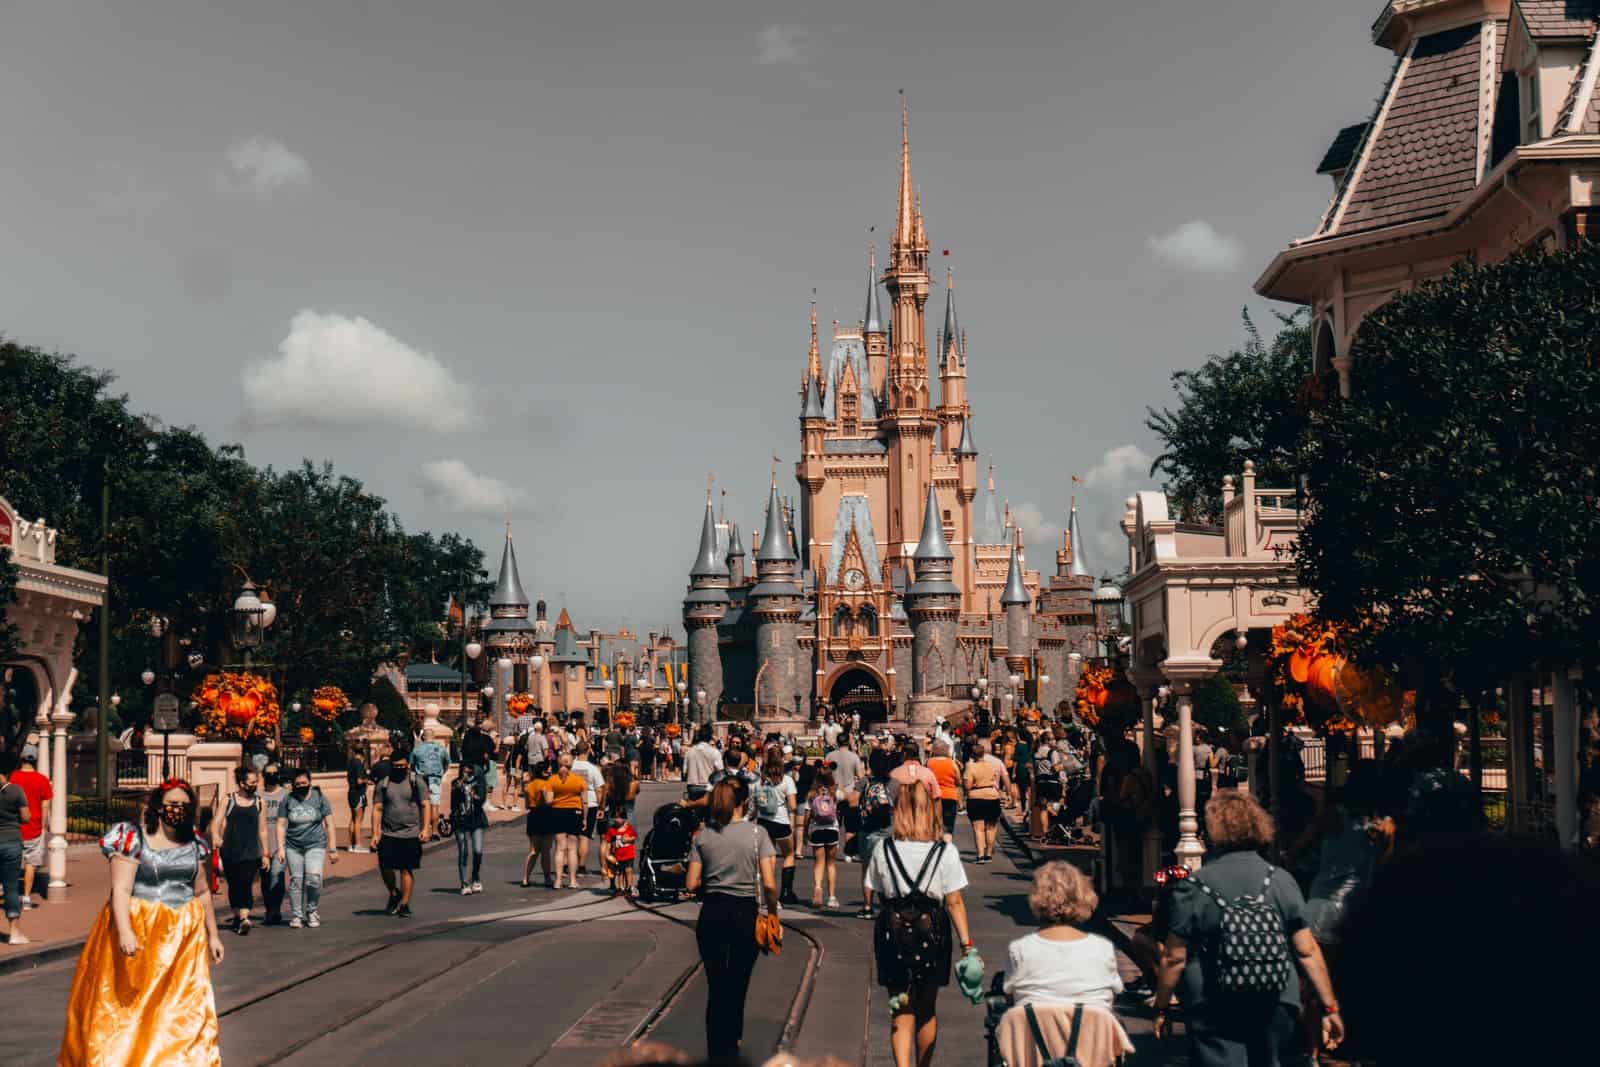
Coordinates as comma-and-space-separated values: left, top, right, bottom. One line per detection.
863, 243, 888, 399
682, 492, 730, 720
907, 483, 960, 724
938, 270, 968, 451
1001, 536, 1031, 677
726, 520, 746, 586
749, 480, 804, 722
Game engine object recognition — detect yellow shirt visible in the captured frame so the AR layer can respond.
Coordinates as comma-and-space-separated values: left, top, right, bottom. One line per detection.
546, 770, 587, 810
524, 778, 548, 809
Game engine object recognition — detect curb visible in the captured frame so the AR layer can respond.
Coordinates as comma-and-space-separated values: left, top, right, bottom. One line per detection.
0, 817, 521, 978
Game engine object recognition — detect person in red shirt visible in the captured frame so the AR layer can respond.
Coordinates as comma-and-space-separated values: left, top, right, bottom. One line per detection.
601, 814, 638, 897
10, 751, 52, 908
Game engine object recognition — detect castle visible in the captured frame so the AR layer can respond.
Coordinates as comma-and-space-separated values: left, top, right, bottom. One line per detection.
684, 105, 1096, 730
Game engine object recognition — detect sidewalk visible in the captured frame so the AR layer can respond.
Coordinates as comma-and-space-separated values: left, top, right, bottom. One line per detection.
0, 780, 526, 976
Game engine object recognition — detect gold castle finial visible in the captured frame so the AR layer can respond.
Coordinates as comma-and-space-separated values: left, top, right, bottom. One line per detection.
895, 92, 913, 258
807, 293, 821, 382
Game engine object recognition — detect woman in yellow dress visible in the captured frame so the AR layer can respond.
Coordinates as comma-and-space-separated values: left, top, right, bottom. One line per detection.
59, 779, 225, 1066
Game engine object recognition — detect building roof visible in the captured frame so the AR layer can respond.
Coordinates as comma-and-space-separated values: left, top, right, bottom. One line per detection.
756, 482, 796, 564
489, 528, 530, 608
940, 270, 960, 361
690, 498, 730, 579
1520, 0, 1600, 39
726, 520, 745, 560
1067, 501, 1091, 578
1331, 23, 1483, 236
822, 437, 888, 455
825, 493, 883, 584
1316, 122, 1370, 175
549, 621, 587, 665
823, 334, 876, 421
800, 373, 824, 419
978, 467, 1005, 544
1001, 544, 1030, 606
956, 417, 977, 457
912, 483, 953, 562
864, 244, 883, 333
405, 662, 465, 685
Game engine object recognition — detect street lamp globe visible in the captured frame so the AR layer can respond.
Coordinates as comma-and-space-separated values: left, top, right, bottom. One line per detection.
465, 641, 483, 661
530, 654, 545, 672
141, 669, 156, 686
1009, 673, 1022, 689
291, 702, 301, 714
603, 679, 614, 691
696, 689, 706, 704
677, 680, 687, 695
110, 694, 121, 707
1068, 652, 1082, 667
977, 676, 988, 690
1235, 632, 1250, 651
1040, 674, 1051, 686
497, 656, 513, 670
230, 581, 266, 650
481, 685, 495, 699
260, 601, 278, 629
969, 686, 980, 700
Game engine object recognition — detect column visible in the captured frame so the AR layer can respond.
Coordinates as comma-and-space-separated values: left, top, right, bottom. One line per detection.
1552, 668, 1580, 852
48, 700, 73, 895
1506, 675, 1532, 832
1126, 665, 1164, 888
1170, 681, 1204, 869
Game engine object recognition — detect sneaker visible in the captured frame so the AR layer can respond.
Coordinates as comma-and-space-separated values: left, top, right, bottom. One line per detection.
384, 891, 402, 915
288, 917, 303, 929
350, 845, 370, 854
8, 932, 30, 945
461, 885, 472, 896
308, 912, 321, 928
471, 882, 483, 894
827, 896, 840, 909
237, 918, 251, 936
21, 897, 34, 910
396, 904, 412, 918
856, 906, 874, 920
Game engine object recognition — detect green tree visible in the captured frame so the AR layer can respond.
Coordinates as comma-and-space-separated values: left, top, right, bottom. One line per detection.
1298, 246, 1600, 716
0, 551, 19, 665
368, 675, 413, 736
1147, 310, 1316, 523
1191, 670, 1247, 735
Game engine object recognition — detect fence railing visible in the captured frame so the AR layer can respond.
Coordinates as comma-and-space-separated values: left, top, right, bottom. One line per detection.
67, 793, 147, 839
116, 747, 190, 786
276, 742, 348, 774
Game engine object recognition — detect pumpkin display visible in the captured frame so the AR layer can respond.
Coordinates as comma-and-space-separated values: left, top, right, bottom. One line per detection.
192, 672, 280, 740
310, 685, 350, 722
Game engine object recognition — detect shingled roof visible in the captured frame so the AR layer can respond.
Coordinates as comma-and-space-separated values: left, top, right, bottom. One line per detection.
1520, 0, 1600, 39
1332, 23, 1484, 236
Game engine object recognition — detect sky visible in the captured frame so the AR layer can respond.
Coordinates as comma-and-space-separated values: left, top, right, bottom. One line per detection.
0, 0, 1394, 635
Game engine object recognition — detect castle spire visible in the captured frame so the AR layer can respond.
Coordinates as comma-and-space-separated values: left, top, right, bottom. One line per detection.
1001, 542, 1029, 606
806, 298, 821, 382
864, 243, 883, 333
1067, 496, 1090, 578
956, 416, 977, 456
894, 95, 914, 261
689, 489, 729, 579
941, 268, 959, 360
756, 477, 796, 563
912, 482, 953, 562
979, 463, 1004, 544
489, 525, 529, 609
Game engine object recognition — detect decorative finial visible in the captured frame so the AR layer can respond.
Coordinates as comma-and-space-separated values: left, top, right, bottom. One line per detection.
771, 454, 781, 488
706, 472, 715, 504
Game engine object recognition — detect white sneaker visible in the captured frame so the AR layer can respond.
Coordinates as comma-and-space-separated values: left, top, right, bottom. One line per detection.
461, 885, 472, 896
484, 801, 500, 811
8, 932, 30, 945
307, 912, 321, 928
471, 882, 483, 894
288, 917, 303, 929
827, 896, 840, 909
350, 846, 370, 854
20, 897, 34, 909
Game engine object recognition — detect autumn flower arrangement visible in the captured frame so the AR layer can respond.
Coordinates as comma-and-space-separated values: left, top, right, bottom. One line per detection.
506, 692, 536, 716
1267, 613, 1411, 734
612, 711, 636, 729
1074, 663, 1115, 727
310, 685, 350, 722
192, 672, 280, 740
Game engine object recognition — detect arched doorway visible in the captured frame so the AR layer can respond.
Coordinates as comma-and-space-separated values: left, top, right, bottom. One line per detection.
829, 665, 887, 725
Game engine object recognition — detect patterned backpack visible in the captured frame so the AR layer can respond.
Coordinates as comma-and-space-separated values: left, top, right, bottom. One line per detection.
1194, 866, 1293, 999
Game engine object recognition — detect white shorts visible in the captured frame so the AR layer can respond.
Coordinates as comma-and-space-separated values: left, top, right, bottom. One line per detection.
22, 834, 46, 867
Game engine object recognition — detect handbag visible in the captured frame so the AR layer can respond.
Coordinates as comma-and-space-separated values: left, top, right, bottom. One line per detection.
752, 822, 783, 955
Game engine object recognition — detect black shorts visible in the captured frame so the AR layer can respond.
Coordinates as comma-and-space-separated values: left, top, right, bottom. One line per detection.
377, 836, 422, 871
758, 818, 792, 842
940, 799, 959, 834
549, 808, 584, 836
349, 786, 368, 813
967, 798, 1002, 823
583, 807, 600, 837
807, 826, 840, 849
526, 809, 549, 838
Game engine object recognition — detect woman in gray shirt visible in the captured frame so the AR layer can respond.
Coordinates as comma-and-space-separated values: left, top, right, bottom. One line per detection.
686, 779, 780, 1064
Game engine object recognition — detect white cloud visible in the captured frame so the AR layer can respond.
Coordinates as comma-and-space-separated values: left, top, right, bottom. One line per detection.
1011, 502, 1062, 557
241, 310, 474, 430
1082, 443, 1155, 488
757, 25, 809, 64
416, 460, 529, 517
1147, 219, 1244, 273
223, 136, 311, 195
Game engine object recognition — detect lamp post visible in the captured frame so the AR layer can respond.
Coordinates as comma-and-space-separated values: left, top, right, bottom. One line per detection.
696, 688, 707, 724
676, 680, 687, 725
602, 678, 615, 727
1092, 583, 1123, 665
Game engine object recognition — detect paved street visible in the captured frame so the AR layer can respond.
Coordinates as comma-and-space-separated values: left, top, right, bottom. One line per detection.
0, 781, 1175, 1066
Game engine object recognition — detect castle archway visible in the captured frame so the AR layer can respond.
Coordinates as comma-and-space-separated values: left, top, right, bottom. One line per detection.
827, 664, 888, 725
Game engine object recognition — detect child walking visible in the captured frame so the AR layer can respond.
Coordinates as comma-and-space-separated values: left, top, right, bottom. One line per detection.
602, 812, 638, 897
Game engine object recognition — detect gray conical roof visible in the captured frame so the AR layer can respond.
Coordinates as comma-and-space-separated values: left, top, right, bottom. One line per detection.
690, 498, 729, 579
1067, 501, 1090, 578
727, 521, 745, 560
801, 373, 824, 419
756, 482, 796, 563
549, 619, 587, 665
913, 483, 953, 561
1001, 543, 1029, 605
941, 271, 959, 357
956, 417, 977, 456
864, 246, 883, 333
489, 528, 529, 608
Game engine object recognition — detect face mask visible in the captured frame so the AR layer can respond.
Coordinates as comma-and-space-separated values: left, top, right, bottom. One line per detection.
390, 767, 408, 783
161, 803, 193, 826
292, 786, 310, 799
263, 773, 280, 788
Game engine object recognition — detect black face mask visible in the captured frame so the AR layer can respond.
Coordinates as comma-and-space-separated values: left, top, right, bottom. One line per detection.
292, 786, 311, 800
263, 773, 280, 788
390, 767, 408, 783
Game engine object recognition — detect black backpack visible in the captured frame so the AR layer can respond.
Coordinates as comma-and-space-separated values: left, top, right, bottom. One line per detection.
874, 840, 952, 985
1194, 866, 1294, 1000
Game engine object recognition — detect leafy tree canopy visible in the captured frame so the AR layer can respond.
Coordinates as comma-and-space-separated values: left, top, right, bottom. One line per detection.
1147, 310, 1314, 523
0, 337, 490, 718
1297, 246, 1600, 696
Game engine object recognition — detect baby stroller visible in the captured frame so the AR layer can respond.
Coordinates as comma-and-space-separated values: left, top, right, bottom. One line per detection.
1037, 767, 1097, 847
636, 801, 701, 902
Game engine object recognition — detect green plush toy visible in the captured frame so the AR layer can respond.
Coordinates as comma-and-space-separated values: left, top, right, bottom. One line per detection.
956, 947, 986, 1004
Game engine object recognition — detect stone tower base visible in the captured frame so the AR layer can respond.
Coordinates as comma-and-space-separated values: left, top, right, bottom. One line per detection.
907, 694, 956, 728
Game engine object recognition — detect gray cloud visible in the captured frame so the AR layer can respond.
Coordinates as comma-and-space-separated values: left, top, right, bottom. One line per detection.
1148, 220, 1245, 273
221, 136, 311, 196
757, 25, 809, 64
416, 459, 529, 517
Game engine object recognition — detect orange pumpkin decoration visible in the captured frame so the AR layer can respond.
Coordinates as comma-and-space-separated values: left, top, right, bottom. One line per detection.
298, 726, 315, 743
1304, 654, 1342, 711
1288, 648, 1313, 684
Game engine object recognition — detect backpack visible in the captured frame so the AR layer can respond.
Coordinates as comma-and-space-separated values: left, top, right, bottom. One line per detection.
860, 779, 892, 832
755, 780, 785, 821
1194, 867, 1294, 1000
1014, 1002, 1085, 1067
874, 840, 952, 984
809, 790, 838, 825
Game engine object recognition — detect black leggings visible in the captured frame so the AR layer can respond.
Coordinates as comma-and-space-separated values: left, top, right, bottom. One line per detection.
696, 892, 760, 1063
